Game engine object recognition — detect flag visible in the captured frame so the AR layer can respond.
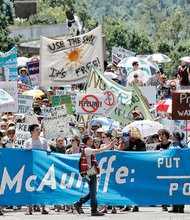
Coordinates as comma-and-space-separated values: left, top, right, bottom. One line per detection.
86, 66, 153, 125
40, 26, 104, 87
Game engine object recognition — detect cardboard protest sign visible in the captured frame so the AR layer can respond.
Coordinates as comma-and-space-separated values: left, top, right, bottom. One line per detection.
76, 93, 105, 115
18, 94, 33, 114
15, 123, 31, 147
51, 94, 73, 114
0, 47, 18, 81
27, 59, 40, 86
40, 26, 103, 86
0, 82, 18, 112
43, 105, 70, 140
172, 92, 190, 120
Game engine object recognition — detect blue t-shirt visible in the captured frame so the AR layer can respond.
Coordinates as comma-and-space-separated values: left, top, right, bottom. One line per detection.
18, 74, 28, 84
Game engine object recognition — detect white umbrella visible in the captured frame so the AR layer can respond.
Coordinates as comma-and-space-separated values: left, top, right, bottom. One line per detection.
127, 69, 149, 84
118, 56, 159, 76
104, 71, 118, 80
17, 57, 29, 67
122, 120, 163, 138
90, 117, 119, 130
179, 56, 190, 63
0, 89, 15, 105
146, 53, 171, 63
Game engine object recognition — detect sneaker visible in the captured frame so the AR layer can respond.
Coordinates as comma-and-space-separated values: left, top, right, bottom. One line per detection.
121, 206, 131, 211
73, 202, 81, 214
132, 206, 139, 212
41, 209, 49, 214
168, 208, 178, 213
91, 211, 105, 216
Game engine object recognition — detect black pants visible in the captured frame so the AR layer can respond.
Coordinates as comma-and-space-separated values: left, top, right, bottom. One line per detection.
78, 175, 98, 213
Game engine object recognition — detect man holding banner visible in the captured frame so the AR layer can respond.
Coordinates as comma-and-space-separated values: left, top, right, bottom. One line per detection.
24, 124, 49, 215
74, 135, 115, 216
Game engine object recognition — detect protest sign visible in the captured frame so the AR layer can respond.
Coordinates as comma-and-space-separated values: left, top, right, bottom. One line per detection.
40, 26, 104, 86
27, 59, 40, 86
15, 123, 31, 147
1, 149, 190, 206
18, 94, 33, 114
76, 93, 105, 115
0, 47, 18, 81
51, 94, 73, 114
103, 89, 119, 116
172, 92, 190, 120
139, 86, 157, 104
55, 90, 66, 96
0, 82, 18, 112
112, 47, 135, 65
86, 66, 153, 125
43, 105, 70, 140
17, 83, 30, 94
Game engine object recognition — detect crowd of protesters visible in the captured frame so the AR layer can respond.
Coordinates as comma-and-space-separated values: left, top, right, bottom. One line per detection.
0, 58, 190, 216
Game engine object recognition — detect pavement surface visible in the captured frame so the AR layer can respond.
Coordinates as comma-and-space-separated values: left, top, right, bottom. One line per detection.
2, 206, 190, 220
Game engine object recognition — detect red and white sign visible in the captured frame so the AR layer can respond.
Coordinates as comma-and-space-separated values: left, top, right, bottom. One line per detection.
103, 90, 119, 116
76, 93, 105, 115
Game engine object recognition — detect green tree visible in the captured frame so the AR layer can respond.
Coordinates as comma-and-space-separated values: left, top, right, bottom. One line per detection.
0, 5, 19, 52
2, 0, 15, 24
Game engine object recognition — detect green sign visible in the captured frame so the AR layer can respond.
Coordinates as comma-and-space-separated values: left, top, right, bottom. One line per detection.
51, 94, 73, 114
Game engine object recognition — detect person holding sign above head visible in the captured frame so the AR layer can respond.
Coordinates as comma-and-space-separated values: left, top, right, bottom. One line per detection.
24, 124, 49, 215
73, 134, 116, 216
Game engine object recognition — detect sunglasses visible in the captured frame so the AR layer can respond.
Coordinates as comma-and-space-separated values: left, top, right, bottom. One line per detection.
8, 132, 15, 135
94, 141, 100, 144
1, 125, 7, 128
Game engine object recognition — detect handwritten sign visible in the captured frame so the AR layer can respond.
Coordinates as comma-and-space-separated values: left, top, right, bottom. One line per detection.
172, 92, 190, 120
40, 26, 103, 86
42, 105, 70, 140
51, 94, 73, 114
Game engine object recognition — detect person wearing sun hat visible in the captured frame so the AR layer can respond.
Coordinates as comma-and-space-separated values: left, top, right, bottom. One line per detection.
3, 126, 16, 148
18, 67, 29, 84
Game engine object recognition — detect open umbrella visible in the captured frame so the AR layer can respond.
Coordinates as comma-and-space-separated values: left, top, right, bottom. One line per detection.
104, 71, 118, 80
179, 56, 190, 63
0, 89, 15, 105
118, 56, 159, 76
22, 89, 44, 98
155, 99, 172, 113
17, 57, 29, 68
122, 120, 164, 138
90, 117, 119, 130
146, 53, 171, 63
127, 69, 149, 84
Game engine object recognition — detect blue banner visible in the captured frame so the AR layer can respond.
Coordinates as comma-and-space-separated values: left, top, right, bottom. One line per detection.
0, 47, 18, 81
0, 148, 190, 206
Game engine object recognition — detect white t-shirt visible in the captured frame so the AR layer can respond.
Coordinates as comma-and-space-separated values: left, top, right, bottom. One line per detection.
24, 137, 48, 151
84, 147, 93, 168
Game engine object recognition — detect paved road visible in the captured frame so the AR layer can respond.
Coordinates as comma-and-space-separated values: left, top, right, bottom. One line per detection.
2, 206, 190, 220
